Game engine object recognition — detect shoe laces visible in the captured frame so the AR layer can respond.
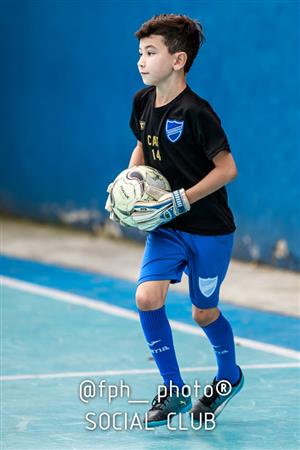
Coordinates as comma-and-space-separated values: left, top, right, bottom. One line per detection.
150, 391, 172, 411
200, 378, 220, 406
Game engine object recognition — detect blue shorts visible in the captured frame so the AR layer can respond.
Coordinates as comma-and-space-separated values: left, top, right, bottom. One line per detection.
137, 228, 234, 309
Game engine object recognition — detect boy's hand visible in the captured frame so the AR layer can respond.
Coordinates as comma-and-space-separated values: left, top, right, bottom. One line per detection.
105, 183, 129, 227
131, 188, 190, 231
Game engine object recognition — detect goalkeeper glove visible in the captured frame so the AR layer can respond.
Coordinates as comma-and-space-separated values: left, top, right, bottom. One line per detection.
131, 188, 190, 231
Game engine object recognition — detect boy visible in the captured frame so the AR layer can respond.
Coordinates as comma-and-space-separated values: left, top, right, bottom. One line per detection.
106, 14, 244, 427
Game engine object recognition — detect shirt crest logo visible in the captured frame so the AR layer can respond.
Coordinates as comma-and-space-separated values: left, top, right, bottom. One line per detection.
139, 121, 145, 130
165, 119, 184, 143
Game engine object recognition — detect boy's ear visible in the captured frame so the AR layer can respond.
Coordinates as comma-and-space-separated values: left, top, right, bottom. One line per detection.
173, 52, 187, 71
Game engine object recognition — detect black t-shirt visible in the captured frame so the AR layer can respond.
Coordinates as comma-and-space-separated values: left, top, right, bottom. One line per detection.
129, 85, 235, 235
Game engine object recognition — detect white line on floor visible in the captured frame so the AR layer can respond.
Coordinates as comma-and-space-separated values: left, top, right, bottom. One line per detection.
2, 276, 300, 361
1, 363, 300, 381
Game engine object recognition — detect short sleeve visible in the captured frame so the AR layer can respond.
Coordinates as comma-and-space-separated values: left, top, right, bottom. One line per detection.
129, 94, 141, 141
197, 106, 231, 160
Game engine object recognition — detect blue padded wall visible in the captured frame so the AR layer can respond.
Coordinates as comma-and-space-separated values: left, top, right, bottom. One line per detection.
0, 1, 299, 269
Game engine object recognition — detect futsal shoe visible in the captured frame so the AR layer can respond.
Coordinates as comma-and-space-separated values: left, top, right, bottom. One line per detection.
190, 366, 244, 422
144, 387, 192, 428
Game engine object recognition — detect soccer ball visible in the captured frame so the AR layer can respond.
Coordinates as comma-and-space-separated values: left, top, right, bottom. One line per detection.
110, 165, 171, 226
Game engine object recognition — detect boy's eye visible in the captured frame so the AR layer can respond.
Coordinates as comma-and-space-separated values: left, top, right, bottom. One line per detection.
139, 52, 155, 56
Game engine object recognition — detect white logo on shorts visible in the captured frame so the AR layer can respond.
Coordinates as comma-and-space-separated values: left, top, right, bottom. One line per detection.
199, 276, 218, 298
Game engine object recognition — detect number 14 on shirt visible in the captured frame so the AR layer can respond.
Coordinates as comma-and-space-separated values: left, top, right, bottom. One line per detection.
152, 149, 162, 161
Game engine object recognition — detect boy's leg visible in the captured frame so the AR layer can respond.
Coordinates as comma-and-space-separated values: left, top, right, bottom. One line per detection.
136, 280, 185, 389
136, 229, 192, 426
136, 279, 192, 427
184, 232, 244, 419
192, 306, 240, 383
137, 228, 188, 391
190, 309, 243, 422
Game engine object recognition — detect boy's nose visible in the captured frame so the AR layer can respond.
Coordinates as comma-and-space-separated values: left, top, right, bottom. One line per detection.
138, 56, 145, 68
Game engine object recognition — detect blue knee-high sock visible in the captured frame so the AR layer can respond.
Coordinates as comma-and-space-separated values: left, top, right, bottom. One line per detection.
138, 306, 184, 389
202, 313, 240, 384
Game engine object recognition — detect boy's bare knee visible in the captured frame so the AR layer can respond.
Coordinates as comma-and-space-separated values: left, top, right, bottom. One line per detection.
192, 306, 219, 327
135, 281, 168, 311
136, 288, 156, 310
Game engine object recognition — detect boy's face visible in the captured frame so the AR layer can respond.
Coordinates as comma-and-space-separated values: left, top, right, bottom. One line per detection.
138, 35, 182, 86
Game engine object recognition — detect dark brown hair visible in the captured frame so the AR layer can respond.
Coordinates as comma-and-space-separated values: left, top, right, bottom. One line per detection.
135, 14, 204, 73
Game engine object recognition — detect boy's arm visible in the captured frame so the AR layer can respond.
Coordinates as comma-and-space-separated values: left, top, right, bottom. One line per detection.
131, 150, 237, 231
128, 141, 145, 167
186, 150, 237, 204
